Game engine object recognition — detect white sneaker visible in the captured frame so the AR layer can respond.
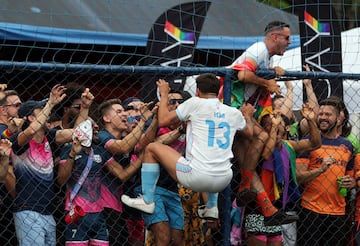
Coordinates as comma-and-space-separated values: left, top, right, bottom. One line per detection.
121, 194, 155, 214
198, 206, 218, 219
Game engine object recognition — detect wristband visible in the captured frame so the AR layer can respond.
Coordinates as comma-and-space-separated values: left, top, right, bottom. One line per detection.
2, 128, 14, 139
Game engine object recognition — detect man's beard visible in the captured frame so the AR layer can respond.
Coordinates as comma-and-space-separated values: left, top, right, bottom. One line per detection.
320, 121, 337, 134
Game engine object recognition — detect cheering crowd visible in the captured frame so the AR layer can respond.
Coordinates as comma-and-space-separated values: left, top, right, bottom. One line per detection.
0, 20, 358, 246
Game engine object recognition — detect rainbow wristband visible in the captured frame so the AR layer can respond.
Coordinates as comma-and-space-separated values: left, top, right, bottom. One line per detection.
2, 129, 14, 139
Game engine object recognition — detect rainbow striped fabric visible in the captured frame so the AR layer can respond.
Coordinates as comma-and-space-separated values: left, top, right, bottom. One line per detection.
164, 21, 195, 43
304, 11, 330, 33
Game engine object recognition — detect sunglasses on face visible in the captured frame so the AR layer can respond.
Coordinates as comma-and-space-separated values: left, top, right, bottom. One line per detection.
168, 99, 184, 105
70, 104, 81, 110
127, 115, 141, 123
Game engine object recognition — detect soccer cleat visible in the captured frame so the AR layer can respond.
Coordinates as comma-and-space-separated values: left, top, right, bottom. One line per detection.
236, 189, 257, 207
121, 194, 155, 214
198, 205, 219, 219
263, 210, 299, 226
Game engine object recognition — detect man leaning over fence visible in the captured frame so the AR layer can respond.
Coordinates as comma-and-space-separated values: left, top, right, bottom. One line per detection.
229, 21, 296, 226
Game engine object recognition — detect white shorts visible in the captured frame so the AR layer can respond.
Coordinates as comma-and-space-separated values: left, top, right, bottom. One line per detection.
175, 156, 233, 193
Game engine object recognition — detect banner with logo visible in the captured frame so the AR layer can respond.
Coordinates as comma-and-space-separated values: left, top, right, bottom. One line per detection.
141, 1, 211, 101
293, 0, 343, 102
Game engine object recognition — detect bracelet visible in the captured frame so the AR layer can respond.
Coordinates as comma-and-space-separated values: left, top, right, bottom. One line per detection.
2, 128, 14, 139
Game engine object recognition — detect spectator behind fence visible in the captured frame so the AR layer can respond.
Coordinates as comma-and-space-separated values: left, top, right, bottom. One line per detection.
121, 74, 254, 226
97, 98, 156, 245
10, 85, 65, 245
230, 21, 285, 205
145, 90, 189, 246
57, 119, 114, 245
244, 105, 320, 245
353, 154, 360, 245
230, 20, 298, 226
49, 83, 85, 245
10, 85, 92, 246
296, 97, 356, 245
0, 88, 24, 246
327, 95, 360, 244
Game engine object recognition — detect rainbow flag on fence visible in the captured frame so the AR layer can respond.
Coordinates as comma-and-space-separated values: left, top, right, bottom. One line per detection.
218, 68, 272, 122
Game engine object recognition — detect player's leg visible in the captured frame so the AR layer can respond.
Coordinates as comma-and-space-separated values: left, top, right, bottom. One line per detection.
121, 142, 182, 213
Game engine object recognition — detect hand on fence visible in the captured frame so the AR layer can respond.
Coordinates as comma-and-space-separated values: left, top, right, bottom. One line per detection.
301, 103, 315, 121
140, 102, 154, 122
81, 88, 94, 108
240, 103, 256, 119
156, 79, 170, 96
49, 84, 66, 106
266, 79, 281, 95
271, 66, 286, 77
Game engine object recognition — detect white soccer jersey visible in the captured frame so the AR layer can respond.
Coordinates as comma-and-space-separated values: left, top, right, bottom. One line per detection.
176, 97, 246, 175
231, 41, 273, 101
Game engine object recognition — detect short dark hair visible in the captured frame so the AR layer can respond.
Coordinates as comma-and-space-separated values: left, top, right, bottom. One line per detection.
264, 21, 290, 34
98, 98, 122, 121
319, 97, 342, 116
0, 90, 19, 106
321, 96, 352, 137
196, 73, 220, 95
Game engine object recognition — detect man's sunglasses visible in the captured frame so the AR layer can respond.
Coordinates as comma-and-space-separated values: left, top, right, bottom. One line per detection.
168, 99, 184, 105
127, 115, 141, 123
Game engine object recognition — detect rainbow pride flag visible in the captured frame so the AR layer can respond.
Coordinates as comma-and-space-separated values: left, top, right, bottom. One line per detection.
304, 11, 330, 33
164, 21, 195, 43
222, 67, 272, 122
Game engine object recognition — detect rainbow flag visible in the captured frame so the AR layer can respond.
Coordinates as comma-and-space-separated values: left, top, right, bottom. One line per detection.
164, 21, 195, 43
225, 67, 272, 122
252, 92, 272, 122
304, 11, 330, 33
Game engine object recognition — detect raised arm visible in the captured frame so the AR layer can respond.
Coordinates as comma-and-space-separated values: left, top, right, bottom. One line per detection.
298, 64, 319, 136
55, 88, 94, 145
157, 79, 181, 127
135, 104, 159, 152
238, 103, 255, 138
281, 81, 294, 120
17, 85, 66, 146
289, 103, 321, 155
261, 111, 282, 160
107, 102, 153, 154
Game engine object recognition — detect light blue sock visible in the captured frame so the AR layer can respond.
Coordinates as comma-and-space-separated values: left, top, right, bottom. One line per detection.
207, 192, 218, 208
141, 163, 160, 204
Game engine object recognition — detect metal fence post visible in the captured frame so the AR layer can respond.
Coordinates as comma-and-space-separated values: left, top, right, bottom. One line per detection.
220, 69, 233, 246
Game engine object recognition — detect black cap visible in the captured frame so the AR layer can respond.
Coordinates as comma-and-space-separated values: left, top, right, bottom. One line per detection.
122, 97, 141, 109
18, 99, 48, 118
